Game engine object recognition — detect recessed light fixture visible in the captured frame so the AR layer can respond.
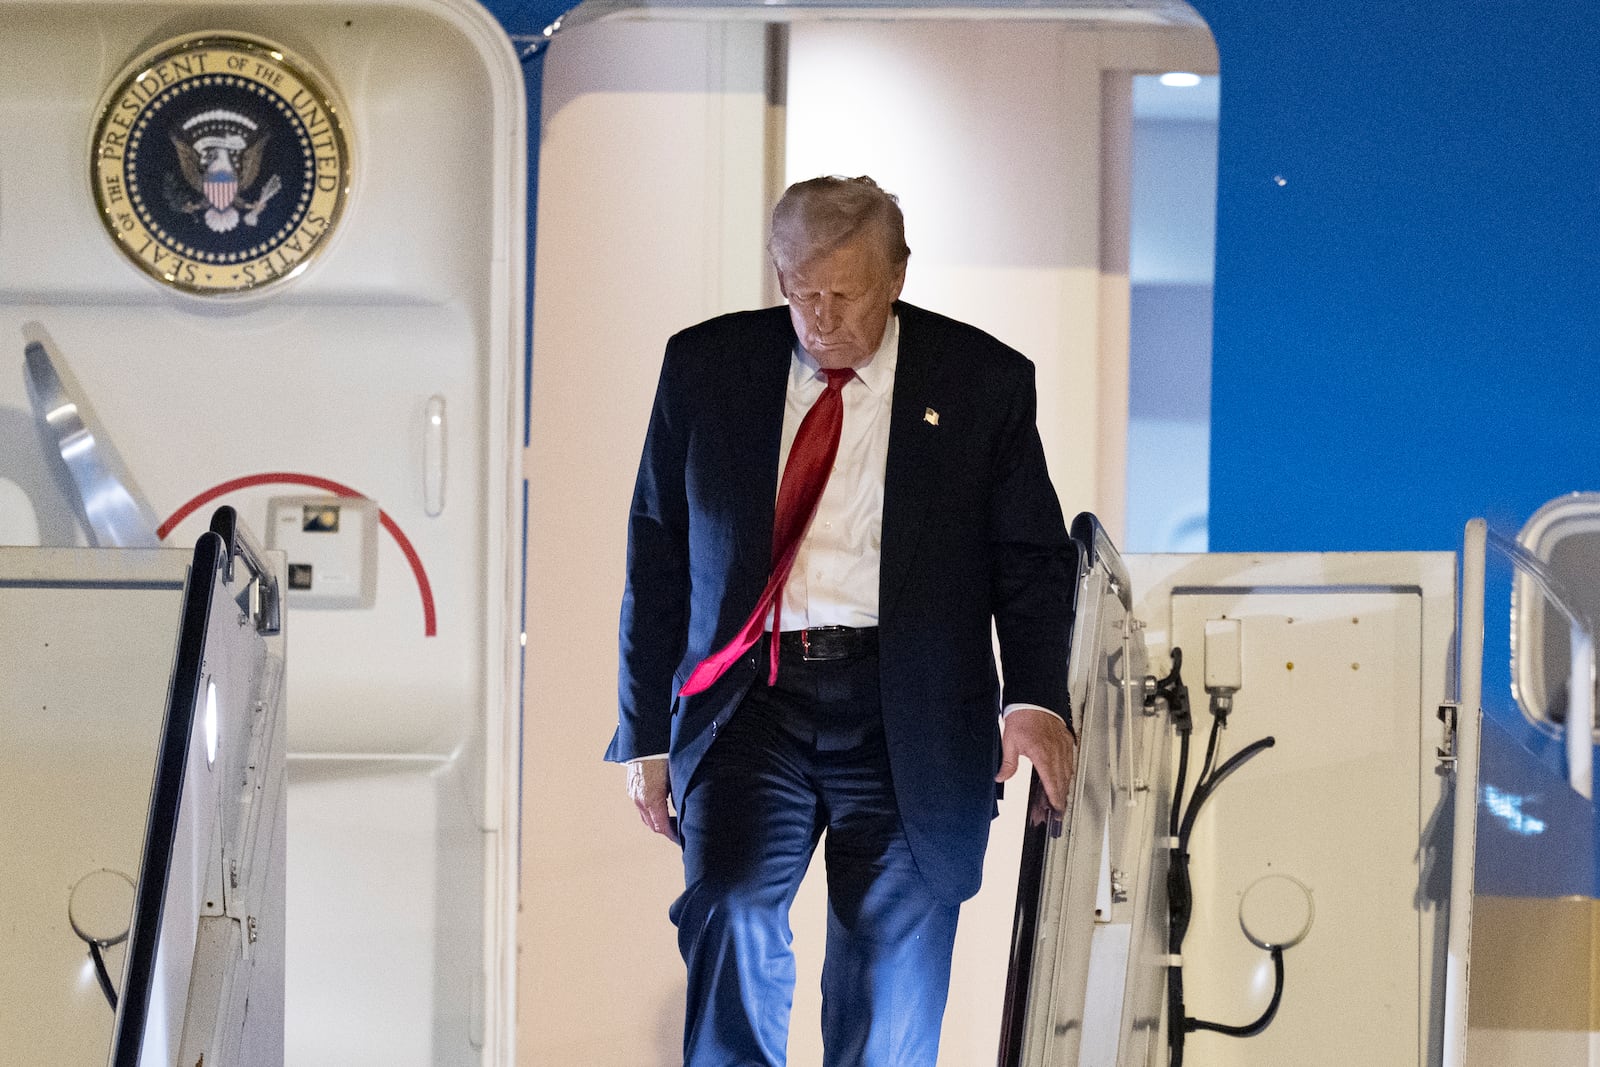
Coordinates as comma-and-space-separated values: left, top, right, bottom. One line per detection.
1160, 72, 1203, 88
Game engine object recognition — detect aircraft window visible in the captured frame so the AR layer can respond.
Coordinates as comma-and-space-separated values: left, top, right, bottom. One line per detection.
1510, 493, 1600, 740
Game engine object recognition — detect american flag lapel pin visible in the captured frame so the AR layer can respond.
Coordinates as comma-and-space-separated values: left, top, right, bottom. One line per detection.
924, 407, 939, 426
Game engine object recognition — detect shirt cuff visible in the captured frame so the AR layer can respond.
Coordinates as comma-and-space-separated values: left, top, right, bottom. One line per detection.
1002, 702, 1059, 721
626, 754, 668, 764
1002, 702, 1076, 738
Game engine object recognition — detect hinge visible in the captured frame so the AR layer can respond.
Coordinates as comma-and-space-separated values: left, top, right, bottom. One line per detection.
1437, 703, 1459, 768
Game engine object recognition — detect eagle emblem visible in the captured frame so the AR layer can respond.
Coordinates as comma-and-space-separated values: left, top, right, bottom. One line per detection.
165, 109, 283, 233
93, 33, 351, 295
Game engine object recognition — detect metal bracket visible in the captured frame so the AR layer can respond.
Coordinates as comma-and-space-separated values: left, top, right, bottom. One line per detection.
1437, 703, 1459, 768
209, 507, 281, 635
1141, 673, 1159, 715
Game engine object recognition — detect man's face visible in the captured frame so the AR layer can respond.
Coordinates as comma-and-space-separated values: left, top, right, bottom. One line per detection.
777, 234, 905, 370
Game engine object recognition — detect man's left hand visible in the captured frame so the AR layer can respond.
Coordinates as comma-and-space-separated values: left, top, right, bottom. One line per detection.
996, 708, 1078, 824
627, 757, 679, 844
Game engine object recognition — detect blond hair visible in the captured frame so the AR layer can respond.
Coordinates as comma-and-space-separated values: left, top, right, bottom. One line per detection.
768, 175, 910, 275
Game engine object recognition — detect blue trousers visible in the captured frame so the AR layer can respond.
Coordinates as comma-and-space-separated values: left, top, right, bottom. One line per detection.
672, 651, 961, 1067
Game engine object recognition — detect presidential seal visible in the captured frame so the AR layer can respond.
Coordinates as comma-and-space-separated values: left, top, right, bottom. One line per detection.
91, 34, 351, 296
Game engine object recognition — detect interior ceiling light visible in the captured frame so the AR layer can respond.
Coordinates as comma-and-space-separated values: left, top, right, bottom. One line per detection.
1160, 71, 1202, 88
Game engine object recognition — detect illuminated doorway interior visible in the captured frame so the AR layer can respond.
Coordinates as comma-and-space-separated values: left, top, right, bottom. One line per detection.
1125, 72, 1218, 552
523, 11, 1220, 1063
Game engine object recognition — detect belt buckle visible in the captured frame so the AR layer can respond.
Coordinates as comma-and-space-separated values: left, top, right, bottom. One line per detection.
800, 625, 848, 661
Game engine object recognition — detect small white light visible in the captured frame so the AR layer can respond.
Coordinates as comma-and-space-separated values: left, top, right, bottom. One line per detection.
1160, 72, 1203, 88
205, 680, 219, 767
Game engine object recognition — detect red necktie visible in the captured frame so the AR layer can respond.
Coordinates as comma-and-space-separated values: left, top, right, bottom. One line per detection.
678, 367, 854, 696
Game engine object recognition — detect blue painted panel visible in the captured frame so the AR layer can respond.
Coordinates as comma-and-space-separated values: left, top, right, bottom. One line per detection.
1197, 0, 1600, 557
1476, 715, 1597, 897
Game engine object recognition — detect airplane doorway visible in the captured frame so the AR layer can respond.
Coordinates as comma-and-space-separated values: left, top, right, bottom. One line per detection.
522, 10, 1219, 1063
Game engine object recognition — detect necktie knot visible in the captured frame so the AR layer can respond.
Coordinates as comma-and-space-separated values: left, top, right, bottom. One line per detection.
822, 367, 854, 392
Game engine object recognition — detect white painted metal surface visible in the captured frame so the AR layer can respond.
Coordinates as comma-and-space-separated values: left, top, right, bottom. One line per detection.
1011, 547, 1481, 1066
1444, 521, 1485, 1067
1171, 587, 1425, 1063
1129, 550, 1478, 1066
0, 1, 526, 1060
0, 532, 288, 1066
0, 548, 187, 1061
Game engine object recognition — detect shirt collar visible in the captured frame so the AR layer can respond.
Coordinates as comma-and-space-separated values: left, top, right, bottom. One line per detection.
791, 313, 899, 395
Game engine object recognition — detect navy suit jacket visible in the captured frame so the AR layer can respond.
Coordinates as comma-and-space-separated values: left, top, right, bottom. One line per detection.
607, 301, 1074, 903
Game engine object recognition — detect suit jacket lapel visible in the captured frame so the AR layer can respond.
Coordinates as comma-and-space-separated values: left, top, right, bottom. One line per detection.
879, 303, 952, 620
732, 307, 797, 565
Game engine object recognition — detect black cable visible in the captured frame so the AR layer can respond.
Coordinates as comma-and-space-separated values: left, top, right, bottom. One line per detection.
1186, 691, 1238, 842
1169, 730, 1190, 839
1161, 649, 1193, 1067
1169, 992, 1186, 1067
89, 941, 118, 1011
1188, 710, 1224, 826
1166, 847, 1191, 1067
1178, 736, 1277, 849
1187, 947, 1286, 1037
1198, 725, 1221, 792
1167, 719, 1276, 1062
1159, 648, 1192, 840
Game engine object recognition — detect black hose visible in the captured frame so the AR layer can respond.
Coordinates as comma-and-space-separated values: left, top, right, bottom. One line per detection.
1158, 646, 1195, 1065
1187, 947, 1286, 1038
1182, 710, 1225, 846
90, 941, 118, 1011
1178, 736, 1277, 849
1170, 730, 1190, 839
1196, 710, 1222, 795
1166, 848, 1191, 1066
1168, 728, 1277, 1062
1166, 679, 1194, 1063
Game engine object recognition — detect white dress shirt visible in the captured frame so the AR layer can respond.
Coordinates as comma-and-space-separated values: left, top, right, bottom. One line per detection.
770, 317, 897, 630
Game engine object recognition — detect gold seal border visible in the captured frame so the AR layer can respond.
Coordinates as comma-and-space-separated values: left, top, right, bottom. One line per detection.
90, 33, 353, 297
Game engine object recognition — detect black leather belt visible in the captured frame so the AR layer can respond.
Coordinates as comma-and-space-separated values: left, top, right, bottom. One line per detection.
777, 625, 879, 661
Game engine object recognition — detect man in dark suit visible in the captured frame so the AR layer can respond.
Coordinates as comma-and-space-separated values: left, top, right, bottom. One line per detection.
606, 175, 1077, 1066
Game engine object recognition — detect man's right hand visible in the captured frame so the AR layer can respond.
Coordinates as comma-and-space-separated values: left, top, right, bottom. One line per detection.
627, 758, 679, 843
